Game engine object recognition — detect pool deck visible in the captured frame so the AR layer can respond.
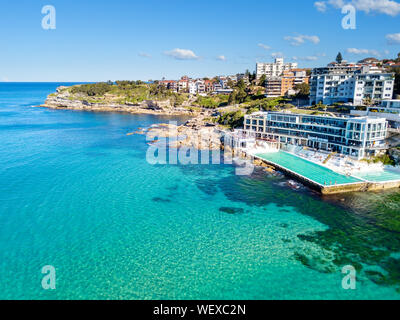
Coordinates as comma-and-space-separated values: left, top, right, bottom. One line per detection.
252, 152, 400, 195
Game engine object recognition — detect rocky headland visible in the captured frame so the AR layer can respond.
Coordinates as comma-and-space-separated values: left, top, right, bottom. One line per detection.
38, 86, 198, 116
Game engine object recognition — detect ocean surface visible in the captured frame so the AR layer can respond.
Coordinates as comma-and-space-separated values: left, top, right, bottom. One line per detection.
1, 82, 400, 300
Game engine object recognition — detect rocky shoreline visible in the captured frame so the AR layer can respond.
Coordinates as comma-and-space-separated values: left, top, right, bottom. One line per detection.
39, 86, 228, 151
37, 86, 199, 117
134, 114, 225, 151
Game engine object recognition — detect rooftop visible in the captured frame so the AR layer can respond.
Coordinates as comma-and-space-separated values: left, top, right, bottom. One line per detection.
247, 111, 388, 123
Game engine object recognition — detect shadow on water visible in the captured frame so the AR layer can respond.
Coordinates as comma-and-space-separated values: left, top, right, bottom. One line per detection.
178, 162, 400, 292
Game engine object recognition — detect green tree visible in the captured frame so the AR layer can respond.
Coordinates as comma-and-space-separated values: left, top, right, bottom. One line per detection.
336, 52, 343, 64
294, 83, 310, 98
236, 89, 247, 103
228, 91, 236, 105
217, 111, 244, 129
236, 79, 246, 90
258, 75, 267, 87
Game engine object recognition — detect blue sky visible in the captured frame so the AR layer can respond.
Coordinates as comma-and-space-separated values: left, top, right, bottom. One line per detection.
0, 0, 399, 81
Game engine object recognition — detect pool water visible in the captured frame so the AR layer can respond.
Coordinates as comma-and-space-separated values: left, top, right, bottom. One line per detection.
255, 152, 362, 186
354, 169, 400, 183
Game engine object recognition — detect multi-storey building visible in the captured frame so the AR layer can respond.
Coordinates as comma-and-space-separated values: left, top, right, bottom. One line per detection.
218, 77, 230, 89
213, 82, 223, 91
243, 111, 388, 159
309, 64, 394, 106
177, 79, 188, 93
353, 71, 394, 104
196, 80, 206, 94
159, 80, 178, 92
256, 58, 298, 80
189, 81, 197, 95
265, 77, 282, 97
203, 80, 214, 93
265, 69, 309, 97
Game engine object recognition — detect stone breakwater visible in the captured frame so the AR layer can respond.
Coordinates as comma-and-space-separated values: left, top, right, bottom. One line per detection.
38, 86, 197, 116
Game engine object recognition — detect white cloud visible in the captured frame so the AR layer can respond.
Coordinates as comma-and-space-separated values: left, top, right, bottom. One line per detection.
217, 55, 227, 61
164, 48, 199, 60
353, 0, 400, 16
314, 1, 328, 11
386, 33, 400, 44
284, 34, 320, 46
138, 52, 151, 58
346, 48, 381, 56
258, 43, 271, 50
328, 0, 346, 8
293, 56, 319, 61
315, 0, 400, 16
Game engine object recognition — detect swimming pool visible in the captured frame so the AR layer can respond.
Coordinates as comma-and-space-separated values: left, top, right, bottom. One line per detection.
354, 169, 400, 183
255, 152, 362, 186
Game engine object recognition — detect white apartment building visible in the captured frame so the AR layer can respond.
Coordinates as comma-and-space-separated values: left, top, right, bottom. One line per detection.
353, 71, 394, 105
196, 80, 206, 94
189, 81, 197, 95
310, 65, 395, 106
219, 77, 230, 89
188, 80, 207, 95
256, 58, 298, 80
177, 80, 188, 92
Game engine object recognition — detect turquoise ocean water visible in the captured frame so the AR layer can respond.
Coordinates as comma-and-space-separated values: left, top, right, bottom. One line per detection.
1, 83, 400, 300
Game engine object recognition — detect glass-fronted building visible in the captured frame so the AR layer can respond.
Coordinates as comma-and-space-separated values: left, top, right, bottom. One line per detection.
369, 99, 400, 114
244, 112, 388, 159
351, 100, 400, 129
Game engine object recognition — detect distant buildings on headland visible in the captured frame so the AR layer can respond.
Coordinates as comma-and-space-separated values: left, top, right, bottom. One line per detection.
158, 75, 237, 96
156, 54, 399, 116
